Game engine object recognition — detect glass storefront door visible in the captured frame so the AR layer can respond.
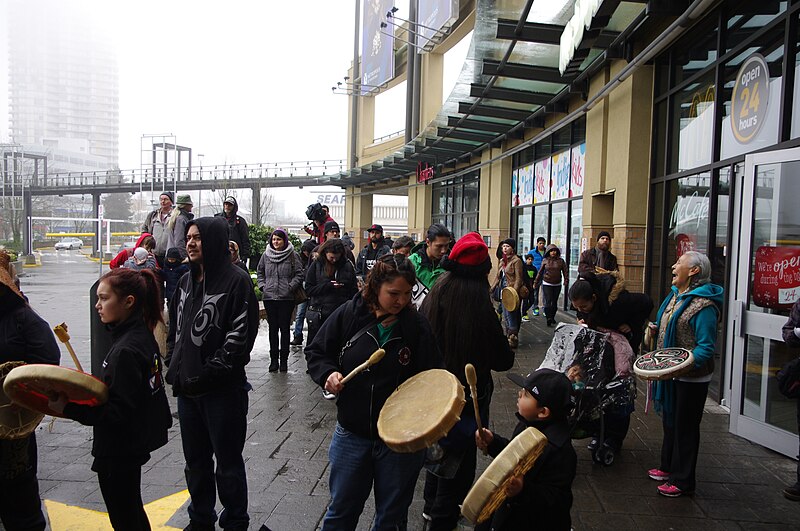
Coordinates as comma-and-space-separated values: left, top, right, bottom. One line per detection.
728, 147, 800, 458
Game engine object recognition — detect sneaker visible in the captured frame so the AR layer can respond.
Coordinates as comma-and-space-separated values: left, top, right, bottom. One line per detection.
783, 484, 800, 501
290, 334, 303, 346
522, 315, 530, 322
648, 468, 670, 481
587, 438, 599, 452
322, 390, 337, 400
421, 512, 432, 522
657, 482, 689, 497
532, 309, 540, 316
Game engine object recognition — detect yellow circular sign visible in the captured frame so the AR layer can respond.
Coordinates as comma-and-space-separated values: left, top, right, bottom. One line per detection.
731, 54, 770, 144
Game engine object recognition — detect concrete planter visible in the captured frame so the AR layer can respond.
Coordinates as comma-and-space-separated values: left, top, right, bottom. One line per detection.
11, 260, 25, 277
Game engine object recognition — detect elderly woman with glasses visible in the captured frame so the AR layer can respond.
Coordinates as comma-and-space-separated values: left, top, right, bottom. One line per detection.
647, 251, 723, 498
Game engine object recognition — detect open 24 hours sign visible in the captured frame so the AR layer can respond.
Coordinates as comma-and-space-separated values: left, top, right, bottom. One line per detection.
731, 54, 770, 144
753, 246, 800, 309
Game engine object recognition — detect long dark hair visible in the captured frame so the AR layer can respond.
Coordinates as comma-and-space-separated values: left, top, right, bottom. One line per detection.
419, 271, 495, 376
99, 268, 163, 331
317, 238, 346, 277
362, 253, 416, 312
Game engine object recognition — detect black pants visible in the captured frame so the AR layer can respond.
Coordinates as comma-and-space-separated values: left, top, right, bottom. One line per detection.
660, 380, 709, 491
795, 398, 800, 485
542, 284, 562, 321
263, 300, 295, 356
599, 410, 631, 450
0, 435, 45, 531
422, 446, 478, 531
96, 464, 150, 531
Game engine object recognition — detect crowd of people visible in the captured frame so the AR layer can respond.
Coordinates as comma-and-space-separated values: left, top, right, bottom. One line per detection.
6, 191, 800, 531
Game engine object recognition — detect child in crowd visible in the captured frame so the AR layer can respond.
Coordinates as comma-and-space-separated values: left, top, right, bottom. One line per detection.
476, 368, 577, 531
123, 247, 157, 271
162, 247, 189, 304
521, 253, 536, 321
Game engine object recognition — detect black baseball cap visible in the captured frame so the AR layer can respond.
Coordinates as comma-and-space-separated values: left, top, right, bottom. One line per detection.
507, 368, 572, 419
368, 224, 383, 233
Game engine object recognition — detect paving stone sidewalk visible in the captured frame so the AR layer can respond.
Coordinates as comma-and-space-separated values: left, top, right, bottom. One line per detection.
19, 255, 800, 530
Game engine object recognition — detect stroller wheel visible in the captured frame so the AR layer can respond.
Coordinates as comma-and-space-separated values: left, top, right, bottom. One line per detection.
593, 445, 615, 466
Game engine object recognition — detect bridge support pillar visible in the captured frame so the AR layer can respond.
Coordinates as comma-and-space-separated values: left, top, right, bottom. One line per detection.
252, 184, 261, 225
22, 189, 33, 261
92, 193, 101, 257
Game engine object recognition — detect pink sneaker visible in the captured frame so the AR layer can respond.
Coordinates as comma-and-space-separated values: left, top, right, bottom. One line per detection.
657, 483, 686, 497
647, 468, 669, 481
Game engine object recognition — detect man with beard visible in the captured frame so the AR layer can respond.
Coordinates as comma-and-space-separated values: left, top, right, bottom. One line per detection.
355, 224, 391, 281
215, 196, 251, 266
166, 217, 260, 531
141, 191, 174, 267
578, 231, 618, 276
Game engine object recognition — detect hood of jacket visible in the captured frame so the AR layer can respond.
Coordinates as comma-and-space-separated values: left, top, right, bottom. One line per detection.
672, 282, 724, 310
135, 232, 152, 248
186, 217, 230, 278
545, 244, 561, 258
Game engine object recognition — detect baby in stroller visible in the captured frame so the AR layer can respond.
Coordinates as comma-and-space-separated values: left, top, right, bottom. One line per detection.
539, 323, 636, 466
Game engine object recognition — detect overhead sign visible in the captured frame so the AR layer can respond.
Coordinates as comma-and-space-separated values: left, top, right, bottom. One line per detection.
416, 162, 434, 184
730, 53, 770, 144
753, 246, 800, 309
362, 0, 395, 94
559, 0, 604, 74
417, 0, 459, 51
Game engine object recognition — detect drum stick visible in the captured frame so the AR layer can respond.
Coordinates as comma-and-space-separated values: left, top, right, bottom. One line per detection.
53, 323, 84, 373
340, 349, 385, 385
465, 364, 482, 431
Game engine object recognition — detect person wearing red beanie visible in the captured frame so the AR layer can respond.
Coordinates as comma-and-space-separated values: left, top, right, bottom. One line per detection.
418, 232, 515, 530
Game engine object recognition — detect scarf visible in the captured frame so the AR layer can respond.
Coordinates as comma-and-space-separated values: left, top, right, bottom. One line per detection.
266, 244, 294, 264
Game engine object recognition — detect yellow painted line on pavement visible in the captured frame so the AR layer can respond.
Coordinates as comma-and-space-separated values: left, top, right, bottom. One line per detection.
45, 489, 189, 530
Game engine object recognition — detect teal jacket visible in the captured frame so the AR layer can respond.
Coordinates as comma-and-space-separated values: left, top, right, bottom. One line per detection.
408, 243, 446, 290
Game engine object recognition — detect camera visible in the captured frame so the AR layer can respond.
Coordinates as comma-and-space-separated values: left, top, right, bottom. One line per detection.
305, 202, 327, 223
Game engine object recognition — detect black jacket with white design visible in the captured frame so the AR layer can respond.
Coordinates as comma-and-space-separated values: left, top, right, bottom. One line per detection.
165, 217, 260, 396
306, 295, 443, 440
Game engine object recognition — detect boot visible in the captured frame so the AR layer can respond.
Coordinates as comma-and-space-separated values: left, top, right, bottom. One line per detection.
508, 334, 519, 349
279, 351, 289, 372
290, 333, 303, 346
268, 352, 279, 372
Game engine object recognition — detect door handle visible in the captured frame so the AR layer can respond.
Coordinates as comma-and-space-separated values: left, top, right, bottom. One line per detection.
735, 300, 746, 338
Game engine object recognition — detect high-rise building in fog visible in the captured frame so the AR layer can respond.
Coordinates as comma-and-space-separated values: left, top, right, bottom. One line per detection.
5, 1, 119, 167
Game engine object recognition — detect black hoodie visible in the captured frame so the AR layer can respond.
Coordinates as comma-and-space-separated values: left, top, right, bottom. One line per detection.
165, 217, 259, 396
306, 295, 443, 439
215, 197, 251, 260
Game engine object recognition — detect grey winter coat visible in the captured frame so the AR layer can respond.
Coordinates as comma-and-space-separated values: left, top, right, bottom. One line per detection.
165, 208, 194, 260
257, 246, 304, 301
141, 209, 172, 257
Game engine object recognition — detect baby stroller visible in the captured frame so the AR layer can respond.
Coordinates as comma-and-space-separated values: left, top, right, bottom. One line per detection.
539, 323, 636, 466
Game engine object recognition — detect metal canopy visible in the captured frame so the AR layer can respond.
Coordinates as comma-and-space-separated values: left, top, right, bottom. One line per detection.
334, 0, 651, 187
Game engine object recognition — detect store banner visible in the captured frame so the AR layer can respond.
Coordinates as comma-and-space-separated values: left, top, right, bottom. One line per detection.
534, 158, 550, 204
551, 149, 570, 201
753, 246, 800, 309
570, 143, 585, 197
362, 0, 395, 94
511, 164, 534, 206
730, 54, 770, 144
417, 0, 459, 50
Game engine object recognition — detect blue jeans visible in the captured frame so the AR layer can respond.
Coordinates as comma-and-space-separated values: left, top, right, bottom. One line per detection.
177, 387, 250, 530
294, 301, 307, 336
503, 306, 521, 335
322, 424, 426, 531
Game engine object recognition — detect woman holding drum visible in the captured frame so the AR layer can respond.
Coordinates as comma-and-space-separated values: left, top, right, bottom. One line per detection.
49, 268, 172, 529
648, 251, 723, 497
0, 249, 60, 531
306, 253, 443, 530
418, 232, 515, 531
490, 238, 524, 349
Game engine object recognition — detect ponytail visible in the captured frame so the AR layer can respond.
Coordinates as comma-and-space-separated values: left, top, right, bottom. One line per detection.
99, 268, 164, 331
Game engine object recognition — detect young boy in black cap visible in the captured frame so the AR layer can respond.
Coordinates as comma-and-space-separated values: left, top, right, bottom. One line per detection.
476, 368, 577, 531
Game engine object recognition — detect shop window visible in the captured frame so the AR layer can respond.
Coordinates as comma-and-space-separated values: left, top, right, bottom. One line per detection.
653, 101, 667, 177
655, 57, 670, 98
670, 18, 718, 89
533, 206, 549, 247
571, 116, 586, 144
569, 201, 583, 288
720, 28, 783, 160
430, 173, 479, 240
553, 127, 571, 153
792, 13, 800, 139
551, 202, 569, 309
535, 137, 551, 160
724, 1, 787, 56
516, 207, 532, 256
666, 172, 712, 273
669, 72, 716, 173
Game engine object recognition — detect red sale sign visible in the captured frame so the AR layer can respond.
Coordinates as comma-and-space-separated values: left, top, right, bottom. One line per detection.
753, 246, 800, 309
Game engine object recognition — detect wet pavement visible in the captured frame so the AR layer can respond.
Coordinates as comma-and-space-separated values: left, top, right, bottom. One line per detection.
13, 250, 800, 530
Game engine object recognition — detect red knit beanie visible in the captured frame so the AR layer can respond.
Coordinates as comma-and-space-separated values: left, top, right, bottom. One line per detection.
448, 232, 487, 266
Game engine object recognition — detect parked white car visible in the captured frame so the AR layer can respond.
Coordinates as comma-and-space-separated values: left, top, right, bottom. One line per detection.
54, 237, 83, 250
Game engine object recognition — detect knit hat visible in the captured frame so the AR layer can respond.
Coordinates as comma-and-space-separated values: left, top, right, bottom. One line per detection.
160, 191, 174, 204
507, 368, 572, 419
166, 247, 182, 261
500, 238, 516, 252
133, 247, 149, 265
597, 231, 611, 241
341, 234, 355, 251
442, 232, 491, 277
176, 194, 193, 206
0, 250, 23, 301
324, 221, 340, 234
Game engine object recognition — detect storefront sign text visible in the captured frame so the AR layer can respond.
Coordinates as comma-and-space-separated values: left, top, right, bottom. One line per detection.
731, 54, 769, 144
416, 162, 434, 184
753, 246, 800, 308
